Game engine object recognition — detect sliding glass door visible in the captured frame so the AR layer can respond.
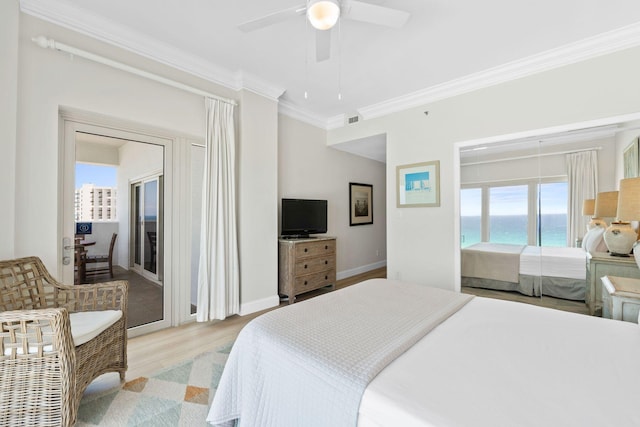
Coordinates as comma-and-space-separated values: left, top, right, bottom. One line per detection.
131, 175, 163, 282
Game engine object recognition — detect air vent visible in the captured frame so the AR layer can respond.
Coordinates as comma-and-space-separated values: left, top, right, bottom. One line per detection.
347, 115, 359, 124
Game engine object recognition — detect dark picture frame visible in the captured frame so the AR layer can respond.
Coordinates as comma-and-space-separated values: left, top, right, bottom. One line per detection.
349, 183, 373, 226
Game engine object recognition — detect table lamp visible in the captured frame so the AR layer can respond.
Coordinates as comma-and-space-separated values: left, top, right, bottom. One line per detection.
604, 180, 640, 256
582, 198, 605, 230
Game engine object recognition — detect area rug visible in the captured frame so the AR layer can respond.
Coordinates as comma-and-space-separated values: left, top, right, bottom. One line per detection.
77, 341, 233, 426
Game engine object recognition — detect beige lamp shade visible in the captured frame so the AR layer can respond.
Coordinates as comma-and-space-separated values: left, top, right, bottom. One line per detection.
594, 191, 619, 218
582, 199, 595, 216
616, 177, 640, 221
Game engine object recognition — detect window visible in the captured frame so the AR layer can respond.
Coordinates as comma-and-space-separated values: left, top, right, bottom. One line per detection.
462, 178, 568, 247
538, 182, 568, 247
460, 188, 482, 248
489, 185, 528, 245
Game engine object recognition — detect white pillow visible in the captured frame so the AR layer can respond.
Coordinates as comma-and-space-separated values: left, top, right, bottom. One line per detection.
581, 226, 608, 253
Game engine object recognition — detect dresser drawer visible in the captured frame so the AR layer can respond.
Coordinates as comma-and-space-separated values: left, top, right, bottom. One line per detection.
294, 256, 336, 276
294, 269, 336, 294
294, 240, 336, 259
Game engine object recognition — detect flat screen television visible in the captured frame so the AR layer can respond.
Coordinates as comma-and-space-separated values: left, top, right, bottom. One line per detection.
281, 198, 327, 238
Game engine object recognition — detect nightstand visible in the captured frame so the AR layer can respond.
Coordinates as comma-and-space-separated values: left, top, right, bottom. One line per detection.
601, 276, 640, 323
586, 252, 640, 316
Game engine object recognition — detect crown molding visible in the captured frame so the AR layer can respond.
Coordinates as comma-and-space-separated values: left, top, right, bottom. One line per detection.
357, 22, 640, 121
20, 0, 640, 127
236, 71, 286, 101
19, 0, 285, 102
278, 101, 330, 129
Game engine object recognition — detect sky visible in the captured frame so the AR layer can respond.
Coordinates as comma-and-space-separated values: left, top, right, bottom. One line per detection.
76, 163, 117, 189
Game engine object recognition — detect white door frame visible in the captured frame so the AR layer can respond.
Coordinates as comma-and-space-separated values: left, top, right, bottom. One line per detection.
60, 110, 175, 337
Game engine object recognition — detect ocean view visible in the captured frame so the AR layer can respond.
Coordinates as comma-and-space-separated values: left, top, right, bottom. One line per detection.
461, 214, 568, 248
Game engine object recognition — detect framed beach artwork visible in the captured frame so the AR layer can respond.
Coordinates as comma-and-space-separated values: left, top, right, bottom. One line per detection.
349, 182, 373, 226
623, 138, 639, 178
396, 160, 440, 207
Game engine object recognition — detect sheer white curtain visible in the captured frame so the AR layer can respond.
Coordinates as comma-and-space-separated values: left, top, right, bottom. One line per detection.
566, 150, 598, 246
197, 97, 239, 321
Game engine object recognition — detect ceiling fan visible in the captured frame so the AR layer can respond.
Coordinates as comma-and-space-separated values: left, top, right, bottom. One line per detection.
238, 0, 410, 62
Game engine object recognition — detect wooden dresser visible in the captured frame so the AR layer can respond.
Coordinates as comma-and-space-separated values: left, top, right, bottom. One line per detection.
587, 252, 640, 316
278, 237, 336, 303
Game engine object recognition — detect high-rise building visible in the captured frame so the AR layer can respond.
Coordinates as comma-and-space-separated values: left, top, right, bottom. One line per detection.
75, 184, 117, 221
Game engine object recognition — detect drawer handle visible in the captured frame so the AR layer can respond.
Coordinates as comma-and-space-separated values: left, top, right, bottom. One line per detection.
304, 248, 308, 252
325, 245, 328, 250
304, 264, 308, 269
325, 260, 328, 265
304, 280, 308, 285
325, 275, 328, 280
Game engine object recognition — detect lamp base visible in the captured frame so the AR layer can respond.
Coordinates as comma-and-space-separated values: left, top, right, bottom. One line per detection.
603, 221, 636, 257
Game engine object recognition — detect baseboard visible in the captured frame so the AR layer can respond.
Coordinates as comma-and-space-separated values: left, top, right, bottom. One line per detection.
337, 260, 387, 281
239, 294, 280, 316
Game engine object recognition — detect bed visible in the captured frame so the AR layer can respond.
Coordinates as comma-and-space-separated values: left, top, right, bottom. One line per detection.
207, 278, 640, 427
461, 242, 587, 300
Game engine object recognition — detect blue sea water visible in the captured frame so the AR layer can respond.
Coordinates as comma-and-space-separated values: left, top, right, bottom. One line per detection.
461, 214, 567, 248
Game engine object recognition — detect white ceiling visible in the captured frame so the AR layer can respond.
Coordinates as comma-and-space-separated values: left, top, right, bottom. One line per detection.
20, 0, 640, 132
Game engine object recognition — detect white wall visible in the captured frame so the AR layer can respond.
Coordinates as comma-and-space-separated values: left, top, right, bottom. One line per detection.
328, 46, 640, 291
0, 0, 19, 259
237, 90, 280, 310
279, 115, 387, 277
461, 137, 617, 191
13, 13, 279, 318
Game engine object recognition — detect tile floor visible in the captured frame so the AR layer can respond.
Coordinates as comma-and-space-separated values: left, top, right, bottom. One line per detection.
84, 266, 163, 328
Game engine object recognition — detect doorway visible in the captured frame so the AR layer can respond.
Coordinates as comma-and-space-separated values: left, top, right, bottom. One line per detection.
61, 115, 173, 336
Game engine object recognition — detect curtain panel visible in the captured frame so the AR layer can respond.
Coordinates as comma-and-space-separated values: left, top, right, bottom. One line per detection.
197, 98, 240, 321
566, 151, 598, 246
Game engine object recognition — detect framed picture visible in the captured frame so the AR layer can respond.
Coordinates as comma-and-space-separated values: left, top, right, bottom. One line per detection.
396, 160, 440, 207
623, 138, 639, 178
349, 182, 373, 226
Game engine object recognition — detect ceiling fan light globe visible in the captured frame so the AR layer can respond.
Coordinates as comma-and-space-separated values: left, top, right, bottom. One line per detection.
307, 0, 340, 30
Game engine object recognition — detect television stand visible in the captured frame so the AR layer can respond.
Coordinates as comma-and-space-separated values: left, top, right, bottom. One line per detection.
278, 237, 336, 303
280, 234, 315, 240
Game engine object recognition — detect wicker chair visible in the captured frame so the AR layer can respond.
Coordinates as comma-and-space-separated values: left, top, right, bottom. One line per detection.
0, 256, 128, 427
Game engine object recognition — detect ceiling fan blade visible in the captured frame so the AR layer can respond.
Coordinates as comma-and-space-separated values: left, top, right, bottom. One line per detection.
238, 4, 307, 32
315, 29, 332, 62
342, 0, 410, 28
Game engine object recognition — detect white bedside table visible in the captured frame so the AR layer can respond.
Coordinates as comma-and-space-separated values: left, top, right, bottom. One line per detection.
601, 276, 640, 323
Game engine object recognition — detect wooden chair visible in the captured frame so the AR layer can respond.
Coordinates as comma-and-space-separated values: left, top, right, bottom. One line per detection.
85, 233, 117, 279
0, 256, 128, 426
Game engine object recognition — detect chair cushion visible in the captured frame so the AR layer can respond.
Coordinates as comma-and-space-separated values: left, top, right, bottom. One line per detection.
2, 310, 122, 355
70, 310, 123, 346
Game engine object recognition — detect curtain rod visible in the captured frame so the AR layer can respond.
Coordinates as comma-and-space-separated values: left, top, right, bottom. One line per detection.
461, 146, 602, 167
32, 36, 238, 106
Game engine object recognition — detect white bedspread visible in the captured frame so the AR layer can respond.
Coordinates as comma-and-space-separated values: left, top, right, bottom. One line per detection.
519, 245, 587, 280
359, 297, 640, 427
207, 279, 472, 427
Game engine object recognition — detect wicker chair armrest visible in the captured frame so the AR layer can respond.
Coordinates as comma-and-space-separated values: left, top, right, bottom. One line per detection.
0, 308, 75, 360
56, 280, 129, 313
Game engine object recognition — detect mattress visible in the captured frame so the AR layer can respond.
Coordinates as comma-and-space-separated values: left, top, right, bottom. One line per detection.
519, 245, 587, 280
358, 296, 640, 427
